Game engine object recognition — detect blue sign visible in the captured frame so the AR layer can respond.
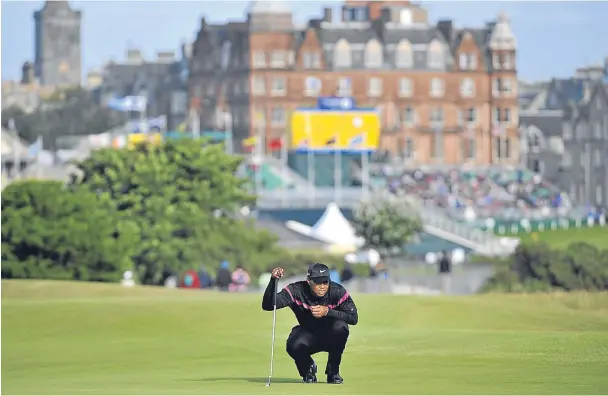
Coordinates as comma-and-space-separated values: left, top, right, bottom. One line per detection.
317, 97, 355, 111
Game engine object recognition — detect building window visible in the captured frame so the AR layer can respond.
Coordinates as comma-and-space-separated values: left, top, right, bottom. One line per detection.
460, 78, 475, 98
462, 138, 476, 159
271, 77, 286, 96
404, 137, 414, 158
430, 78, 444, 97
495, 137, 511, 159
252, 76, 265, 95
493, 53, 500, 70
368, 77, 382, 97
253, 51, 266, 68
338, 77, 352, 96
429, 107, 444, 124
427, 40, 444, 69
304, 76, 321, 97
303, 51, 321, 69
402, 106, 415, 126
271, 107, 286, 126
459, 53, 477, 70
595, 148, 602, 166
396, 40, 413, 68
493, 77, 514, 97
364, 39, 383, 68
504, 108, 511, 124
501, 53, 512, 70
493, 107, 501, 124
270, 51, 285, 68
398, 78, 412, 97
464, 107, 477, 125
530, 131, 541, 151
334, 39, 352, 68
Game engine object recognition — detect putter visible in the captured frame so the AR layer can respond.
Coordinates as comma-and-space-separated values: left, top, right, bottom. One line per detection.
266, 277, 278, 387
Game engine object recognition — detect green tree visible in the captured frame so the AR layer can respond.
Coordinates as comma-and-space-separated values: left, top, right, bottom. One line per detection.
351, 193, 423, 255
72, 138, 277, 285
1, 180, 138, 281
481, 241, 608, 293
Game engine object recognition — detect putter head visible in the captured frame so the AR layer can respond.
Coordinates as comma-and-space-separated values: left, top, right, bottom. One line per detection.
265, 382, 270, 387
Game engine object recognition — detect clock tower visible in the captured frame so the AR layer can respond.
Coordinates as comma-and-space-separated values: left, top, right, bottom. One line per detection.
34, 1, 82, 87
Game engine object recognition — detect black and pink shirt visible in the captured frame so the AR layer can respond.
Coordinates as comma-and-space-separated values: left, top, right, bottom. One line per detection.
262, 279, 358, 333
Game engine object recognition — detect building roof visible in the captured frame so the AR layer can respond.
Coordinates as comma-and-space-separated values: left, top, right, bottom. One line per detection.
519, 112, 563, 137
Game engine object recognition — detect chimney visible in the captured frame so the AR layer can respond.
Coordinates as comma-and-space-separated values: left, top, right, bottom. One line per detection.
21, 61, 35, 85
380, 7, 391, 22
156, 51, 176, 63
323, 7, 332, 23
437, 20, 453, 43
126, 49, 144, 64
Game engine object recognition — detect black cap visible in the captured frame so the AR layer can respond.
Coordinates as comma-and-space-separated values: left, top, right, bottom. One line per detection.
307, 263, 330, 283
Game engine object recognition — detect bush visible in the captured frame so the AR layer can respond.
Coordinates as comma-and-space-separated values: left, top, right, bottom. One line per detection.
480, 241, 608, 293
1, 180, 138, 282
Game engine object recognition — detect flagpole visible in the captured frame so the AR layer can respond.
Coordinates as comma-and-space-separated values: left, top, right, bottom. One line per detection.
334, 135, 341, 205
255, 124, 263, 194
12, 133, 20, 180
306, 112, 315, 206
36, 136, 42, 179
281, 132, 287, 207
361, 149, 368, 201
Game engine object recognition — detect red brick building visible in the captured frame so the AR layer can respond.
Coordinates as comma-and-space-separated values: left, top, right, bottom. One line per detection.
189, 0, 519, 165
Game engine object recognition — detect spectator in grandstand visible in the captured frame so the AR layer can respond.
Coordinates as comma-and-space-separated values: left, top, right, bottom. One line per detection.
438, 250, 452, 294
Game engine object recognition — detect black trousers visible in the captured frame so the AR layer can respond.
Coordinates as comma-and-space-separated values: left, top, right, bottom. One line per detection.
285, 320, 349, 377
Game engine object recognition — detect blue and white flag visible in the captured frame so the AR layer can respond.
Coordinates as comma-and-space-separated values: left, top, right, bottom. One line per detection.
107, 96, 147, 112
147, 115, 167, 131
130, 116, 167, 133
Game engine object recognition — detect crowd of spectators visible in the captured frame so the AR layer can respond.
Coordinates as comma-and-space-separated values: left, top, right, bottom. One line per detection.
371, 164, 577, 222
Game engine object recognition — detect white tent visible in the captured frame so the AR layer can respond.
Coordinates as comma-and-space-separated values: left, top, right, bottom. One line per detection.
286, 202, 364, 247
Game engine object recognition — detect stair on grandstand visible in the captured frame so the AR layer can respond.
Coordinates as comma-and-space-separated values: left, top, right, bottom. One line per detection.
418, 206, 516, 256
255, 157, 315, 191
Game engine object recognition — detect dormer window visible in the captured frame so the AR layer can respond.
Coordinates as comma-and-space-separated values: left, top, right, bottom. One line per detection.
459, 53, 477, 70
427, 40, 444, 69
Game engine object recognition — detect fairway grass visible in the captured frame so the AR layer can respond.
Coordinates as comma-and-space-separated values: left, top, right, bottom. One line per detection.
2, 280, 608, 395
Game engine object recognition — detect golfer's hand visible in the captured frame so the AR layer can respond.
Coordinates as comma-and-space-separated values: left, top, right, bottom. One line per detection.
271, 267, 285, 279
311, 305, 329, 318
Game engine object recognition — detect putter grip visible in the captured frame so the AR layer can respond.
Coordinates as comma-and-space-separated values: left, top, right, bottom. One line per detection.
272, 277, 278, 306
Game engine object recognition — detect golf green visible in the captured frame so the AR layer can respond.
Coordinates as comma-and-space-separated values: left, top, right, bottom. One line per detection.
2, 280, 608, 395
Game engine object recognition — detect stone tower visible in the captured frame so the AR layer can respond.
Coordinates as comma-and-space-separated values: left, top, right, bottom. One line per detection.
34, 1, 82, 87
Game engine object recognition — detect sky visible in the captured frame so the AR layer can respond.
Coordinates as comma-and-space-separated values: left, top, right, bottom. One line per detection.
1, 0, 607, 83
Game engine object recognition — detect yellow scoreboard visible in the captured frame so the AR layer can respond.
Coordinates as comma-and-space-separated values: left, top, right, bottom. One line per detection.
290, 110, 380, 152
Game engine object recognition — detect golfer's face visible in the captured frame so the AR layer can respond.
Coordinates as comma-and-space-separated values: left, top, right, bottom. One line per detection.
310, 279, 329, 297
